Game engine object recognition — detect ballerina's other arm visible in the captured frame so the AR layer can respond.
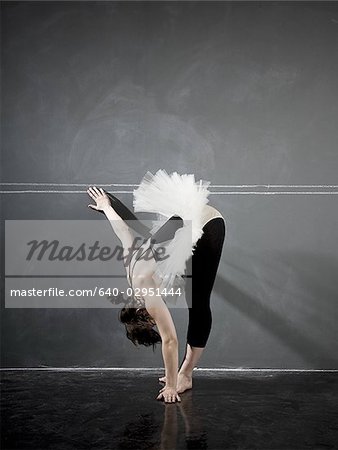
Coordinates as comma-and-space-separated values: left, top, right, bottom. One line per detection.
141, 278, 181, 403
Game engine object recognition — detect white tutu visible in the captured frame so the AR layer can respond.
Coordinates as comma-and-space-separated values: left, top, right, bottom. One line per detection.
133, 169, 211, 302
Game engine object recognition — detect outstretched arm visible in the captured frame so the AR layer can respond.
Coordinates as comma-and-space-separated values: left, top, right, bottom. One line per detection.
104, 191, 184, 244
88, 186, 184, 244
100, 190, 152, 239
87, 186, 134, 250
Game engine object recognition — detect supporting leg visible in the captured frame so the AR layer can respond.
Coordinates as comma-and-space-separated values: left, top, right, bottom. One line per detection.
178, 343, 205, 377
159, 218, 225, 391
176, 343, 204, 393
159, 343, 204, 393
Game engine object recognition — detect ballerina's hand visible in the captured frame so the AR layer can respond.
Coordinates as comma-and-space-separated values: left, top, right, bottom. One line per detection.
156, 386, 181, 403
87, 186, 111, 212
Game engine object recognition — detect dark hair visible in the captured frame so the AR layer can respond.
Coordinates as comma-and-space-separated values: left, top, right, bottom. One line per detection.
118, 304, 162, 350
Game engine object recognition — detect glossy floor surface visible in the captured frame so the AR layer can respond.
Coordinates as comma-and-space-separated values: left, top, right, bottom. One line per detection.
1, 370, 337, 449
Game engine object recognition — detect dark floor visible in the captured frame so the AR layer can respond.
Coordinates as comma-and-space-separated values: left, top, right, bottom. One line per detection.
1, 370, 337, 450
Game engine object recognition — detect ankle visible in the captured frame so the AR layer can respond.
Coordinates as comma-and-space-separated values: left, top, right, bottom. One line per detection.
178, 369, 193, 378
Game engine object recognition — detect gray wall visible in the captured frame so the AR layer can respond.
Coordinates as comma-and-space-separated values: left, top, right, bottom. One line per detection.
1, 1, 338, 369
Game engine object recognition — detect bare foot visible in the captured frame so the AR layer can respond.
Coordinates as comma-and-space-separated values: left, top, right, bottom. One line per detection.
159, 373, 192, 393
176, 373, 192, 394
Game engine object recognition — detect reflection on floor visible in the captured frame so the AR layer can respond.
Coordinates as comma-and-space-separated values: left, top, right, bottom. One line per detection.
1, 370, 337, 449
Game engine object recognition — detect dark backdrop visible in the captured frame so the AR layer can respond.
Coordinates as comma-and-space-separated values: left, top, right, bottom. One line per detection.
1, 1, 338, 368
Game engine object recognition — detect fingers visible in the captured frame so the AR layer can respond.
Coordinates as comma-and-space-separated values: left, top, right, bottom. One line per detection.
92, 186, 101, 196
88, 204, 98, 210
156, 391, 181, 403
87, 187, 97, 200
164, 395, 179, 403
86, 186, 103, 199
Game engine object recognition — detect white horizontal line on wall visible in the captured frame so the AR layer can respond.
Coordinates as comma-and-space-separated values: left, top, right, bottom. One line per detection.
213, 185, 338, 188
1, 191, 338, 195
210, 192, 338, 195
0, 190, 134, 194
1, 184, 337, 194
1, 183, 338, 188
1, 367, 337, 372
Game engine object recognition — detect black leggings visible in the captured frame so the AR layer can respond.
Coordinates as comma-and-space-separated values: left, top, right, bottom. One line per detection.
184, 217, 225, 348
98, 191, 225, 348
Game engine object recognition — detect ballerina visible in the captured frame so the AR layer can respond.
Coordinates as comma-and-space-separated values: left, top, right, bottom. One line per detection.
86, 170, 226, 403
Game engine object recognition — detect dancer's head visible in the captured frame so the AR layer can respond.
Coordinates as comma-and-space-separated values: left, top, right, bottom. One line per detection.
118, 301, 161, 350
